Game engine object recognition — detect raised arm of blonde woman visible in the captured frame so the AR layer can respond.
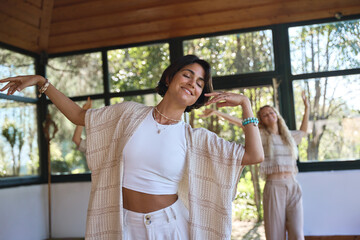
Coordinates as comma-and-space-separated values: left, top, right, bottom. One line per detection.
0, 75, 86, 126
299, 91, 310, 133
199, 108, 243, 128
204, 92, 264, 166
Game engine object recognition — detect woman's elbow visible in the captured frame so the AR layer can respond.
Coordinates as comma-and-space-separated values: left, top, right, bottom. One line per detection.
255, 153, 264, 164
242, 151, 264, 165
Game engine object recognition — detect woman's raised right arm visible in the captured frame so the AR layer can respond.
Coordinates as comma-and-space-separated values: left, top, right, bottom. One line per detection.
0, 75, 86, 126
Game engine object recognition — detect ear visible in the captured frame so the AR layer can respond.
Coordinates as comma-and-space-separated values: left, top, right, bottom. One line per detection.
165, 77, 170, 87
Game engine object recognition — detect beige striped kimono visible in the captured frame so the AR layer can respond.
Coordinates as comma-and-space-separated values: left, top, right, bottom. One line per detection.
84, 101, 245, 240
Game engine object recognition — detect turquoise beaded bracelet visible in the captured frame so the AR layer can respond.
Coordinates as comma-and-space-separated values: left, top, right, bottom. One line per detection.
242, 117, 259, 127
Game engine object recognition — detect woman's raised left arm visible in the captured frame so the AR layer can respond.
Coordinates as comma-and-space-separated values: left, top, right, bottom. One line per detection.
205, 92, 264, 165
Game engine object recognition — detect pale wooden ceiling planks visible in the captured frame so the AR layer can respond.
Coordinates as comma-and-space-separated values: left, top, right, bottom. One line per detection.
0, 0, 359, 54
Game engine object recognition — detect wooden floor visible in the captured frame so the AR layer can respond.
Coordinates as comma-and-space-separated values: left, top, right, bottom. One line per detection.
306, 236, 360, 240
48, 236, 360, 240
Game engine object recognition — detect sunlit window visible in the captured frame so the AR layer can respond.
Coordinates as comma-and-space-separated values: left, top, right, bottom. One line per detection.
289, 19, 360, 74
48, 99, 104, 175
293, 74, 360, 162
0, 48, 36, 98
108, 44, 170, 92
0, 99, 39, 177
183, 30, 274, 76
47, 52, 103, 97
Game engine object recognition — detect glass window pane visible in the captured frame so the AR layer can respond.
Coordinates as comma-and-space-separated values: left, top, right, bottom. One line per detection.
49, 99, 104, 175
0, 99, 39, 177
289, 19, 360, 74
108, 43, 170, 92
183, 30, 274, 76
0, 48, 36, 98
293, 74, 360, 162
111, 93, 162, 106
46, 52, 103, 97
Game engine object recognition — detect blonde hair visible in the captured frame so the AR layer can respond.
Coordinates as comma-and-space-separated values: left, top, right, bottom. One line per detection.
257, 105, 298, 160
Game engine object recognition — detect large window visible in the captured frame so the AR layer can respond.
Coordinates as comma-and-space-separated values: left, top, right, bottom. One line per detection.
1, 16, 359, 186
183, 29, 274, 76
0, 48, 38, 178
289, 18, 360, 164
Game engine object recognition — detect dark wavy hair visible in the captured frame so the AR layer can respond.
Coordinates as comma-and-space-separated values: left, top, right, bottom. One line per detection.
155, 55, 213, 112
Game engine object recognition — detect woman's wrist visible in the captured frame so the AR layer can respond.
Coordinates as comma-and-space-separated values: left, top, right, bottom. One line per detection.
36, 75, 47, 87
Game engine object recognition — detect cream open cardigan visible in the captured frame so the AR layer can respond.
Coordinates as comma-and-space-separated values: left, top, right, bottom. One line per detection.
84, 101, 245, 240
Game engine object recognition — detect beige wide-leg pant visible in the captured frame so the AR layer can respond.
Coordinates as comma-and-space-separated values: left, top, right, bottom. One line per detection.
263, 177, 304, 240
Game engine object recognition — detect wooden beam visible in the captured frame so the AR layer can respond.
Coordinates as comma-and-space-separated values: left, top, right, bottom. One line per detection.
0, 0, 42, 27
50, 0, 278, 36
48, 0, 360, 48
38, 0, 54, 51
0, 12, 40, 44
47, 4, 360, 54
0, 31, 40, 53
25, 0, 43, 9
51, 0, 194, 22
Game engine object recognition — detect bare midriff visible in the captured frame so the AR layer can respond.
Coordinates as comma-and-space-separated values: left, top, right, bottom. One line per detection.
266, 171, 293, 180
122, 187, 178, 213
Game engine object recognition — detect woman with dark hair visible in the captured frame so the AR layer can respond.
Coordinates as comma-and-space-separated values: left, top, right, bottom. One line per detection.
1, 55, 263, 240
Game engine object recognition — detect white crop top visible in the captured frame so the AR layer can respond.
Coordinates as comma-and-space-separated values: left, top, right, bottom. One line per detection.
123, 109, 187, 195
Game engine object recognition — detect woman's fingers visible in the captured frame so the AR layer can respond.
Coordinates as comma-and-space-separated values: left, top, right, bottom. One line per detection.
0, 82, 14, 91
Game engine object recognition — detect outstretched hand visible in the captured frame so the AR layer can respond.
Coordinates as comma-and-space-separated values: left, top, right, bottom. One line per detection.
199, 108, 216, 118
82, 97, 92, 110
205, 91, 250, 108
301, 91, 309, 108
0, 75, 45, 95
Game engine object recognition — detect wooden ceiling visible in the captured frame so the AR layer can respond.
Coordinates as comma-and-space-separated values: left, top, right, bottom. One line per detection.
1, 0, 360, 54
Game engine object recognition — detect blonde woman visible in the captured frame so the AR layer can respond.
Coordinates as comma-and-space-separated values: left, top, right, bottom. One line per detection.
201, 92, 309, 240
257, 92, 309, 240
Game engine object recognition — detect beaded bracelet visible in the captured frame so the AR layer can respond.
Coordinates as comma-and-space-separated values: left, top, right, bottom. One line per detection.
38, 78, 50, 98
242, 117, 259, 127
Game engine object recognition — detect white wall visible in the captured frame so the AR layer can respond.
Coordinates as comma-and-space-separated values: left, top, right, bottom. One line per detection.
298, 169, 360, 236
1, 170, 359, 239
0, 185, 48, 240
0, 182, 91, 240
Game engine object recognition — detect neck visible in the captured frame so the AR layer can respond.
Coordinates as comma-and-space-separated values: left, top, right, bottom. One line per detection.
267, 124, 279, 134
154, 102, 183, 124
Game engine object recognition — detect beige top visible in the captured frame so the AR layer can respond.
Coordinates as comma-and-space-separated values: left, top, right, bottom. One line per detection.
84, 101, 245, 240
260, 129, 306, 177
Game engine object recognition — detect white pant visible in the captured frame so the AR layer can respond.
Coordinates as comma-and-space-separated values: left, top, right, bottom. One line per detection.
123, 199, 189, 240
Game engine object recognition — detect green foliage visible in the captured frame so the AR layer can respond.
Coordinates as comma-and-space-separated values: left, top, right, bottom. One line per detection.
184, 30, 274, 76
232, 170, 265, 221
108, 44, 170, 92
2, 122, 17, 148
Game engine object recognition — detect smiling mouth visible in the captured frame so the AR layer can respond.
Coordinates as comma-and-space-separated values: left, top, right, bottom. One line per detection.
182, 87, 193, 95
